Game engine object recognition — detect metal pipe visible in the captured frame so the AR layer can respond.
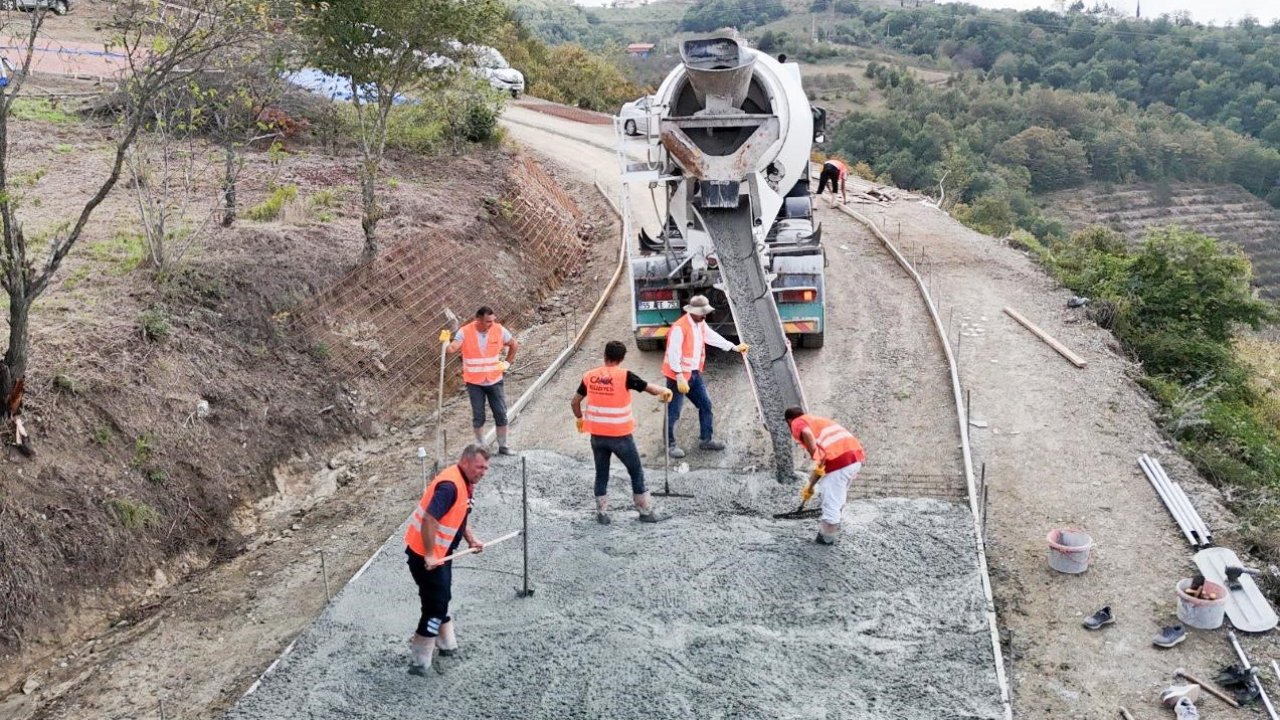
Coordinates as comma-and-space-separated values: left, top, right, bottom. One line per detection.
1140, 455, 1196, 545
518, 456, 533, 598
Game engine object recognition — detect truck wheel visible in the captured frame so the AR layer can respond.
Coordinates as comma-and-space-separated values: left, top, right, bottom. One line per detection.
624, 119, 637, 136
800, 332, 824, 349
511, 89, 520, 99
636, 337, 663, 352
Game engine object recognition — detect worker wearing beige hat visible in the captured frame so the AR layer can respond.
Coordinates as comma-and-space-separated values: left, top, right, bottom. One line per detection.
661, 295, 748, 459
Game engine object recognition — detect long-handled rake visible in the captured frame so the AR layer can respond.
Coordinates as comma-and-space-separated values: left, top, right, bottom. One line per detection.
652, 401, 694, 499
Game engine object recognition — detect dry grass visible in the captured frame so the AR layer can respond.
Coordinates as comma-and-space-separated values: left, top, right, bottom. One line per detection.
1237, 334, 1280, 429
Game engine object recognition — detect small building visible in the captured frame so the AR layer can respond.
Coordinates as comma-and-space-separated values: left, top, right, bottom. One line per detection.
626, 43, 656, 59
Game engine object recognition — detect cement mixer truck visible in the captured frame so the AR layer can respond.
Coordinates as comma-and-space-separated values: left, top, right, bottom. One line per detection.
614, 36, 828, 480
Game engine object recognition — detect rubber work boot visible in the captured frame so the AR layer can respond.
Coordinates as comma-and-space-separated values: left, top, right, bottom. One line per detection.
498, 445, 513, 456
437, 621, 459, 658
1082, 606, 1115, 630
1153, 624, 1186, 648
408, 635, 436, 677
699, 439, 726, 451
1161, 684, 1202, 708
668, 446, 686, 459
596, 511, 612, 525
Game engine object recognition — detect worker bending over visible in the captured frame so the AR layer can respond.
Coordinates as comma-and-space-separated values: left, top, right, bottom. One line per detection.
785, 407, 865, 545
403, 444, 491, 675
573, 341, 673, 524
817, 156, 848, 204
663, 295, 747, 459
442, 306, 518, 455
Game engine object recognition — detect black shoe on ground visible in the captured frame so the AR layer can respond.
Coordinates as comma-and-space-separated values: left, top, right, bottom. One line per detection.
596, 512, 612, 525
638, 510, 667, 523
699, 439, 725, 451
1153, 625, 1186, 648
407, 662, 429, 677
497, 446, 513, 456
1082, 605, 1115, 630
814, 532, 835, 545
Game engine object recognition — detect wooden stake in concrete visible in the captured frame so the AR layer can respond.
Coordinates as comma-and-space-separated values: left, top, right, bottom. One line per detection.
1002, 306, 1088, 368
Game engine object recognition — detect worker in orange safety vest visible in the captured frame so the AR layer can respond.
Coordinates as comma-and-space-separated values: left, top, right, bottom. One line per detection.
663, 295, 748, 459
442, 306, 518, 455
572, 340, 673, 524
403, 444, 491, 675
785, 407, 865, 545
817, 156, 848, 204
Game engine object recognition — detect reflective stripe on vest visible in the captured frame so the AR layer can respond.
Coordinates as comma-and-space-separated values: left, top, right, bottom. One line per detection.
403, 465, 470, 563
792, 414, 864, 463
460, 321, 505, 385
661, 314, 702, 380
582, 365, 636, 437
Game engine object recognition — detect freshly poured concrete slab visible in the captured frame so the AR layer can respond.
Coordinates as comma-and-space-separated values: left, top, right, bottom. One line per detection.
227, 451, 1002, 720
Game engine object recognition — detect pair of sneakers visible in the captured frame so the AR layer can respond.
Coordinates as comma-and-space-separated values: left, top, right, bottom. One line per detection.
1082, 606, 1187, 648
667, 439, 725, 459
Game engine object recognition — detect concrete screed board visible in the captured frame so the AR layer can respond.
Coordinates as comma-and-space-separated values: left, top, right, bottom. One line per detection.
226, 451, 1003, 719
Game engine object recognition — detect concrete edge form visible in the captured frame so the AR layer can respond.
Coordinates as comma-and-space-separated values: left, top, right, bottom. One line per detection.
240, 177, 628, 699
834, 201, 1014, 720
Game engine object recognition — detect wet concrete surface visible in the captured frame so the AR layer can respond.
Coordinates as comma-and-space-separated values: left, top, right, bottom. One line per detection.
226, 450, 1002, 720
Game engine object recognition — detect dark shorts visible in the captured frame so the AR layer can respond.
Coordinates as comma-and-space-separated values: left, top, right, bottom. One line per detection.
406, 547, 452, 637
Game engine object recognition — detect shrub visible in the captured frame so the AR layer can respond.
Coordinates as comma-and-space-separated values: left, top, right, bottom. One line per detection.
138, 307, 172, 343
107, 498, 160, 530
245, 184, 298, 222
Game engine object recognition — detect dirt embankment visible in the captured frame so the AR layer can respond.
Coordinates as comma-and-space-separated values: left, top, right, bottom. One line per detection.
0, 102, 606, 710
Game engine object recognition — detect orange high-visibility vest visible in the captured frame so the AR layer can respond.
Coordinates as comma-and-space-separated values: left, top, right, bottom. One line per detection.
791, 414, 865, 469
460, 320, 506, 385
404, 465, 470, 563
662, 314, 702, 380
582, 365, 636, 437
826, 159, 849, 180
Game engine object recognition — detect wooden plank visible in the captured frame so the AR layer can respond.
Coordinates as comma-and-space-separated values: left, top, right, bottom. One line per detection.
1002, 306, 1088, 368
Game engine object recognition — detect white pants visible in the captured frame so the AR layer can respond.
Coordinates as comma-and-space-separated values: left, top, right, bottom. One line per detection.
818, 462, 861, 525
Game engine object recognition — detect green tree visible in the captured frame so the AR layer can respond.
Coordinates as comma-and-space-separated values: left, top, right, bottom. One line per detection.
297, 0, 504, 260
994, 126, 1090, 192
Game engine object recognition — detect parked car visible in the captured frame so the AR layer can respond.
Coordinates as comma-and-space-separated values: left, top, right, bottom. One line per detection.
6, 0, 71, 15
619, 95, 655, 136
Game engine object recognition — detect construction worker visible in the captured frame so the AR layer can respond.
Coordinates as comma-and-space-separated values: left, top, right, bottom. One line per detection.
403, 444, 491, 676
572, 340, 673, 524
441, 306, 518, 455
663, 295, 747, 459
817, 156, 848, 204
784, 407, 865, 545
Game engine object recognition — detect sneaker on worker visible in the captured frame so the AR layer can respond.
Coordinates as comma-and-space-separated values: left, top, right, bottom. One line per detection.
699, 439, 725, 451
596, 511, 612, 525
1153, 624, 1186, 648
667, 446, 686, 459
1174, 697, 1199, 720
1161, 684, 1201, 707
815, 532, 835, 546
407, 660, 429, 677
1082, 605, 1115, 630
497, 445, 513, 456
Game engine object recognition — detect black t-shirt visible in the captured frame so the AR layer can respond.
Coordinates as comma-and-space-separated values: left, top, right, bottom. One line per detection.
577, 370, 648, 397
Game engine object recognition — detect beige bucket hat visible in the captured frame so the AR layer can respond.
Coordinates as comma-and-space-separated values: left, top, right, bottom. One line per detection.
683, 295, 714, 316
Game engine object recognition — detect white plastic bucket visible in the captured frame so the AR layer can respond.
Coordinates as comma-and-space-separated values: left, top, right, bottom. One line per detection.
1046, 528, 1093, 574
1176, 578, 1227, 629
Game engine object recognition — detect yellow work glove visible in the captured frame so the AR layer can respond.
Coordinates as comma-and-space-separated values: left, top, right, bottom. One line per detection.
438, 329, 452, 344
576, 417, 586, 433
498, 360, 510, 372
676, 379, 690, 395
659, 389, 674, 403
735, 343, 749, 354
813, 464, 826, 479
800, 484, 815, 504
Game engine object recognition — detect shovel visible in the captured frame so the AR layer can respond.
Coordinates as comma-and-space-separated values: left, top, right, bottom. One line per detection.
774, 471, 823, 520
652, 399, 693, 498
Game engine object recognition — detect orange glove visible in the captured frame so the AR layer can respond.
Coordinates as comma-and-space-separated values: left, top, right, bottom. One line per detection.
659, 389, 674, 403
575, 417, 586, 433
800, 484, 815, 504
